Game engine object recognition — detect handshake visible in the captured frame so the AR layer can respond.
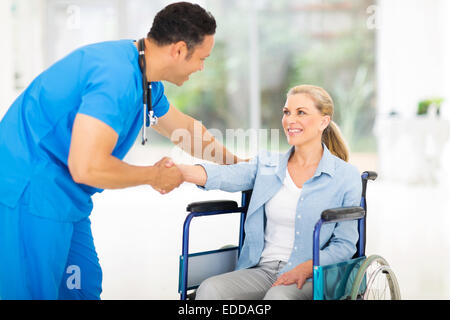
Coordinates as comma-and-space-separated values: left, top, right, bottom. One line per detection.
151, 157, 184, 195
150, 155, 245, 194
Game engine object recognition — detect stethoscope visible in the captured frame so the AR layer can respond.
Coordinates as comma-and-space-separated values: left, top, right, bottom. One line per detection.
138, 38, 158, 145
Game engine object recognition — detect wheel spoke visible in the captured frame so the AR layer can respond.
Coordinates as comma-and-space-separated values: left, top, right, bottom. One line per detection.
350, 255, 401, 300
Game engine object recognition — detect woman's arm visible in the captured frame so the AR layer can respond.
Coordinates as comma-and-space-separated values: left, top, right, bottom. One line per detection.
174, 156, 259, 192
177, 164, 207, 186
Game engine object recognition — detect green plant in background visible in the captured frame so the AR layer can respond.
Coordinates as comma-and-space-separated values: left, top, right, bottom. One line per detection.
287, 28, 376, 152
417, 97, 444, 116
164, 40, 230, 131
332, 65, 375, 151
161, 0, 376, 153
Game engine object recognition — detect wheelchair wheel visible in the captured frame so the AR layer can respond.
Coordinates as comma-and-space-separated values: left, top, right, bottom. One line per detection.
349, 255, 401, 300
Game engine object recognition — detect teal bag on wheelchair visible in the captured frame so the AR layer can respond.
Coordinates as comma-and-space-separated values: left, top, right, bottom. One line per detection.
313, 256, 366, 300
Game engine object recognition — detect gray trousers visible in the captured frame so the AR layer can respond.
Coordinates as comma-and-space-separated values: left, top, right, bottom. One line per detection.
195, 260, 313, 300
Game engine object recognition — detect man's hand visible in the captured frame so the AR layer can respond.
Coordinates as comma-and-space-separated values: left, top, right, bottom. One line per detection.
151, 157, 183, 194
272, 260, 313, 289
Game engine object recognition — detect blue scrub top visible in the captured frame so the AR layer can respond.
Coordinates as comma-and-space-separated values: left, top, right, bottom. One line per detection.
0, 40, 170, 222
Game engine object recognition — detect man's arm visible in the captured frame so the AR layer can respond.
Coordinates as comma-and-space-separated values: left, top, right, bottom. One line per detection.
68, 113, 183, 193
152, 104, 243, 165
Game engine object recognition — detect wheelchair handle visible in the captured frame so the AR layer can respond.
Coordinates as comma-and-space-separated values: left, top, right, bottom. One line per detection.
361, 171, 377, 201
362, 171, 377, 181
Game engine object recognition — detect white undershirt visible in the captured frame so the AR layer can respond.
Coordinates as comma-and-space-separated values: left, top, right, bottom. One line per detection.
260, 168, 302, 264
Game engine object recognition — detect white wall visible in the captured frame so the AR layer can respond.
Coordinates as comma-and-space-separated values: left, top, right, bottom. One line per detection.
372, 1, 450, 299
442, 0, 450, 118
376, 0, 450, 117
0, 0, 14, 119
0, 0, 46, 120
375, 0, 450, 181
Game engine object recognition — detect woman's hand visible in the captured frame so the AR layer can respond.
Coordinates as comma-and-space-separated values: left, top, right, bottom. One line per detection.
168, 163, 207, 187
272, 260, 313, 289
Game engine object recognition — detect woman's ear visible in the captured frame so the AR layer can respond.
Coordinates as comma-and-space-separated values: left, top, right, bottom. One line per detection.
320, 115, 331, 131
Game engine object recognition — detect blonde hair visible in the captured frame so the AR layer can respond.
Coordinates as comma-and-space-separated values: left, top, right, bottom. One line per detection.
287, 84, 349, 162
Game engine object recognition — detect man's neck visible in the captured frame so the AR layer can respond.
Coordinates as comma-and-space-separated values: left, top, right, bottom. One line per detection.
134, 38, 163, 82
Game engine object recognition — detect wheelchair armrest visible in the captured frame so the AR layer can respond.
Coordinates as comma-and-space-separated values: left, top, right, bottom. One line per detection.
186, 200, 239, 213
321, 206, 365, 223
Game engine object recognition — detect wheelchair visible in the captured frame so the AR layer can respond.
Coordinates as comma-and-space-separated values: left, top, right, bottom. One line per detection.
178, 171, 401, 300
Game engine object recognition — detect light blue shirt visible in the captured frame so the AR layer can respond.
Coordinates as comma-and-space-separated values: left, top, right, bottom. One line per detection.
0, 40, 170, 222
198, 144, 362, 274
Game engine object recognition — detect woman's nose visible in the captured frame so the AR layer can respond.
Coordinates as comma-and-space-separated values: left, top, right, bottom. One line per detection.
286, 114, 297, 123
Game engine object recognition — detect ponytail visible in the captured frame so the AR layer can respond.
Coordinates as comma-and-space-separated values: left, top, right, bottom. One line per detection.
322, 120, 349, 162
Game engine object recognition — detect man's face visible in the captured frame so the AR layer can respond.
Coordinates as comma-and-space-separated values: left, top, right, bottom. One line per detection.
170, 35, 215, 86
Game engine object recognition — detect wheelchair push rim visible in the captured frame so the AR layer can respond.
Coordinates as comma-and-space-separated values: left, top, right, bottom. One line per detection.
349, 254, 401, 300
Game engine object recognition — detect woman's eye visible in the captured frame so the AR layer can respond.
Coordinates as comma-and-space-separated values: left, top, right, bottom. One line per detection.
283, 110, 305, 115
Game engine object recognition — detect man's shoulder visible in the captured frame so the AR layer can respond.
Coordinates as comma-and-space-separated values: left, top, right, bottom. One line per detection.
76, 40, 138, 91
78, 40, 136, 71
78, 39, 134, 55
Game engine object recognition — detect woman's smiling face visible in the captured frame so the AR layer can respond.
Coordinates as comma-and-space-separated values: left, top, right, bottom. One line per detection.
282, 93, 330, 147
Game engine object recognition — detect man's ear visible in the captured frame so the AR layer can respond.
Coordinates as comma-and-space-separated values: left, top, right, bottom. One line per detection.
170, 41, 188, 60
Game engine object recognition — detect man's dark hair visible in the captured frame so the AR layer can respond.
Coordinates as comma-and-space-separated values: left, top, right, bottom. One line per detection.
147, 2, 216, 53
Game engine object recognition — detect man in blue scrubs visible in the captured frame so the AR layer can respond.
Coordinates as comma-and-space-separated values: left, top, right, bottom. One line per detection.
0, 2, 241, 299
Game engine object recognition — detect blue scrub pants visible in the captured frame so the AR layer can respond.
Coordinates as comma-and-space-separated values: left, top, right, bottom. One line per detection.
0, 200, 102, 300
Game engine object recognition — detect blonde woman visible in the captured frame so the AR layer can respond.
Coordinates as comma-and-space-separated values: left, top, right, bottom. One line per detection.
177, 85, 362, 300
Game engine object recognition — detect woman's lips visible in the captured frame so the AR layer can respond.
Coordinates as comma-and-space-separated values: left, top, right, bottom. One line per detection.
287, 128, 303, 136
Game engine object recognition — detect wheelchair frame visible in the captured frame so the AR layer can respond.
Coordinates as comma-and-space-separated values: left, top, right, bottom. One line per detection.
179, 171, 398, 300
